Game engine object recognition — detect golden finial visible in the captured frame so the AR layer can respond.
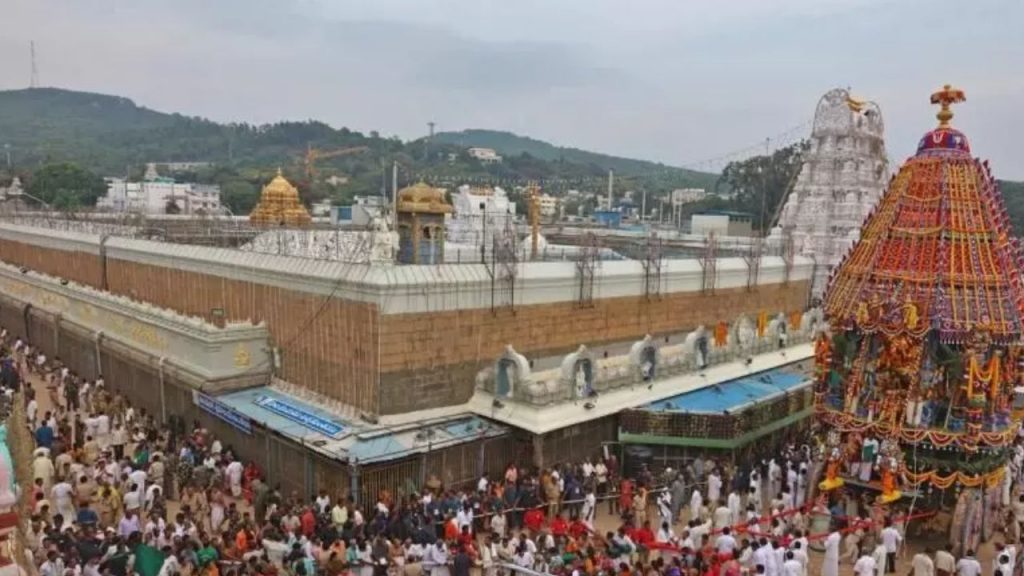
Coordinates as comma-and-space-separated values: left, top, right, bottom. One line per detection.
276, 167, 283, 177
930, 84, 966, 128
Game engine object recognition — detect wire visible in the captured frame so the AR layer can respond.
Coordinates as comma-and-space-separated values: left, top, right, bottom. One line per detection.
679, 120, 813, 173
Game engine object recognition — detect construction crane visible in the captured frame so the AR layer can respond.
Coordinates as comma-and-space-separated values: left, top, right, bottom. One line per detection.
303, 144, 369, 182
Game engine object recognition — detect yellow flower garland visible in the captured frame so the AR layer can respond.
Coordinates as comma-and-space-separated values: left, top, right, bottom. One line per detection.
903, 466, 1004, 489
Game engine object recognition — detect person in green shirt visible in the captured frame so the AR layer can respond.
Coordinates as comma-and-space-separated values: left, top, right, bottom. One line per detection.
132, 543, 165, 576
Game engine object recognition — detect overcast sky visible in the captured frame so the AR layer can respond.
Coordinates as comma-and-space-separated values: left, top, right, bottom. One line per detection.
2, 0, 1022, 177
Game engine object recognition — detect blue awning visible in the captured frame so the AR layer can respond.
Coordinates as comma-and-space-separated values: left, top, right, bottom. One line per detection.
208, 387, 507, 465
639, 368, 809, 414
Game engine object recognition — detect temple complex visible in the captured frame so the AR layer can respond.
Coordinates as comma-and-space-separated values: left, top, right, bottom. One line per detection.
815, 85, 1023, 549
771, 88, 890, 297
249, 169, 312, 227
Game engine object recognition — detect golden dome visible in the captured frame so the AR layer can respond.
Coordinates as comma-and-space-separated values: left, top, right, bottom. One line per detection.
397, 182, 453, 215
249, 168, 311, 226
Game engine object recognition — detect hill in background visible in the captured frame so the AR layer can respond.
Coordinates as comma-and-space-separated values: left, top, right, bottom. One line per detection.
433, 129, 718, 190
0, 88, 719, 213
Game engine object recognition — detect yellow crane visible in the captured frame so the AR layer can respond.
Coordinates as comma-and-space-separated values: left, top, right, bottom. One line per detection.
303, 144, 369, 182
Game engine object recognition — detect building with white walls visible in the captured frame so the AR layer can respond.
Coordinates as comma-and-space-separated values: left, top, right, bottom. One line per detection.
538, 193, 558, 217
447, 185, 517, 247
98, 178, 222, 215
468, 147, 503, 164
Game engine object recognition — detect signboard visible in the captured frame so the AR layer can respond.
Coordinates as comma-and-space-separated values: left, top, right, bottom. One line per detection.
195, 393, 253, 435
255, 395, 345, 438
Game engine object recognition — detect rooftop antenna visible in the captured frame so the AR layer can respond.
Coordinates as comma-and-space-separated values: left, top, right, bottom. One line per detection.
29, 41, 39, 88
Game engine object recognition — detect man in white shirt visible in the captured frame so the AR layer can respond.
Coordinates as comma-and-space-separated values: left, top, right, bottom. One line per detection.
50, 480, 75, 521
26, 397, 37, 427
822, 531, 841, 576
128, 467, 147, 504
956, 550, 981, 576
752, 539, 771, 574
728, 489, 743, 526
690, 488, 703, 522
708, 471, 723, 504
880, 520, 903, 573
783, 550, 802, 576
871, 542, 888, 576
581, 488, 596, 528
993, 544, 1015, 576
714, 501, 732, 531
911, 548, 935, 576
657, 490, 673, 526
123, 484, 141, 513
582, 459, 594, 480
716, 527, 737, 555
225, 459, 244, 497
456, 504, 474, 533
854, 552, 877, 576
934, 545, 956, 576
656, 521, 676, 544
477, 473, 490, 494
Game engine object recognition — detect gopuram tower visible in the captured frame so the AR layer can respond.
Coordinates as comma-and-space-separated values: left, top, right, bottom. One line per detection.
771, 88, 890, 297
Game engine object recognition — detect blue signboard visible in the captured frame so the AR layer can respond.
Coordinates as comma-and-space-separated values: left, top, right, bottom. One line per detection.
196, 393, 253, 435
255, 395, 345, 437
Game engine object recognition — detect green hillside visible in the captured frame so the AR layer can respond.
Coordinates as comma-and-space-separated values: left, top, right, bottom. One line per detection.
0, 88, 720, 214
434, 129, 718, 190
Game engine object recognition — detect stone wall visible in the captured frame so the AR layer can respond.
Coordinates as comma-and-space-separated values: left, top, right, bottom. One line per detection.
0, 236, 102, 287
377, 281, 810, 413
0, 229, 811, 415
103, 258, 380, 411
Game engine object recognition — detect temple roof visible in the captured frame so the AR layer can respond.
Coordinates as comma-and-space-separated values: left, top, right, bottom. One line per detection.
249, 169, 311, 227
824, 85, 1024, 342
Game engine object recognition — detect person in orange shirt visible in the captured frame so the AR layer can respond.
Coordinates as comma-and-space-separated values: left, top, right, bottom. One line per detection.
444, 514, 460, 542
235, 526, 250, 552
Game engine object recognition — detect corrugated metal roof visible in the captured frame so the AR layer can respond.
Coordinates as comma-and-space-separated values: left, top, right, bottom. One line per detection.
213, 386, 507, 465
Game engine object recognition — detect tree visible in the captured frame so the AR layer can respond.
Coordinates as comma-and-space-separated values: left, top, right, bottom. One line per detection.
220, 180, 258, 214
165, 198, 181, 214
26, 162, 106, 209
718, 141, 808, 233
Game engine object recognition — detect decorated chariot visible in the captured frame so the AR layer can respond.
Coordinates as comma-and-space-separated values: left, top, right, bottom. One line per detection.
814, 85, 1024, 550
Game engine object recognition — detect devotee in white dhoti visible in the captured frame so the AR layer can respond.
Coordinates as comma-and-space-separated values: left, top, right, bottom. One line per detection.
822, 530, 841, 576
708, 470, 722, 503
690, 488, 703, 522
728, 488, 742, 525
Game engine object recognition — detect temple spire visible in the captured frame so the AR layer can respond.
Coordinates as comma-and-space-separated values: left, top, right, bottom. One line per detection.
930, 84, 966, 128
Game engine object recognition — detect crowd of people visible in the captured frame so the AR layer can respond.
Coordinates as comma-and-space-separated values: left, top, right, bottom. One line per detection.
5, 325, 1024, 576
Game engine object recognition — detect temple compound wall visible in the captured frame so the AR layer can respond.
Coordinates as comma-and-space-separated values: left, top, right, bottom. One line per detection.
0, 222, 814, 415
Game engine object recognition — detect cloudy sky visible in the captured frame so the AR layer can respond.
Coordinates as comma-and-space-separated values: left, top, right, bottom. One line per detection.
2, 0, 1022, 177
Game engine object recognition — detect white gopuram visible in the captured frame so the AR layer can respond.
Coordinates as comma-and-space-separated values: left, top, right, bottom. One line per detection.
770, 88, 889, 297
